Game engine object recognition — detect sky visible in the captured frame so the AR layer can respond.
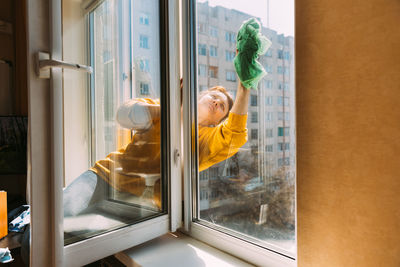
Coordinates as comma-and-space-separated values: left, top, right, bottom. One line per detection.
199, 0, 294, 37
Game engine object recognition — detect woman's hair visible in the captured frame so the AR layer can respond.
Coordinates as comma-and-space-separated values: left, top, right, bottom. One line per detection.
199, 86, 234, 123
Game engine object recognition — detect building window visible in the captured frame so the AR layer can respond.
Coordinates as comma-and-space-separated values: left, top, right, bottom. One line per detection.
251, 112, 258, 123
139, 59, 150, 72
251, 129, 258, 140
266, 128, 273, 138
198, 64, 207, 77
284, 51, 291, 60
278, 157, 290, 166
198, 44, 207, 56
209, 66, 218, 78
264, 80, 273, 89
277, 96, 290, 106
250, 95, 257, 106
225, 50, 235, 61
266, 112, 273, 121
209, 26, 218, 37
265, 96, 273, 105
278, 127, 290, 137
278, 142, 290, 151
140, 82, 150, 95
225, 31, 236, 43
139, 35, 149, 49
278, 82, 290, 90
198, 23, 207, 34
226, 71, 236, 82
266, 144, 273, 152
200, 190, 209, 200
278, 66, 289, 74
278, 49, 284, 59
210, 46, 218, 57
265, 65, 273, 74
211, 8, 218, 17
139, 13, 149, 25
277, 112, 290, 121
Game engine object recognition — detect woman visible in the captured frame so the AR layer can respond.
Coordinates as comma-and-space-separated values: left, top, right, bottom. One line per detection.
64, 81, 250, 215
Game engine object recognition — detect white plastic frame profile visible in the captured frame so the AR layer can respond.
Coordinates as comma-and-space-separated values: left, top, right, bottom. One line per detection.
180, 1, 297, 266
43, 0, 179, 266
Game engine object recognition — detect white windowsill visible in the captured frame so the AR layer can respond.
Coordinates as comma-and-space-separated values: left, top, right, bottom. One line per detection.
115, 232, 253, 267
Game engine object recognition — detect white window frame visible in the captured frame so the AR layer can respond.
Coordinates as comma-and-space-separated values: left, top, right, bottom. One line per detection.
181, 1, 296, 266
28, 0, 182, 266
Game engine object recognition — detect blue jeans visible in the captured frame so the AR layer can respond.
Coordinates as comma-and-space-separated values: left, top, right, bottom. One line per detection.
63, 170, 109, 217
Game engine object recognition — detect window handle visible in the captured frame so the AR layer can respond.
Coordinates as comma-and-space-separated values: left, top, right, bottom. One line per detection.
36, 51, 92, 79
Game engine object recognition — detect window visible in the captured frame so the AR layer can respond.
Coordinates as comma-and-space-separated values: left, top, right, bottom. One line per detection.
278, 49, 284, 59
46, 0, 173, 264
226, 71, 236, 82
188, 1, 296, 266
198, 23, 207, 34
140, 34, 149, 49
264, 65, 273, 73
251, 129, 258, 140
278, 127, 290, 136
199, 64, 207, 76
284, 51, 291, 60
266, 128, 273, 137
198, 43, 207, 56
278, 142, 290, 151
139, 13, 149, 25
278, 66, 289, 74
209, 66, 218, 78
209, 26, 218, 37
251, 95, 258, 106
265, 96, 273, 105
225, 31, 236, 43
139, 59, 150, 72
278, 82, 290, 90
278, 112, 290, 121
225, 50, 235, 61
266, 112, 273, 121
278, 157, 290, 166
277, 96, 290, 106
251, 112, 258, 123
266, 144, 273, 152
210, 45, 218, 57
140, 82, 150, 95
264, 80, 273, 89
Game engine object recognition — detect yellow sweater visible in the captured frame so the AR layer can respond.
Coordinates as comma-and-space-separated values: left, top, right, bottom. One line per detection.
91, 100, 248, 203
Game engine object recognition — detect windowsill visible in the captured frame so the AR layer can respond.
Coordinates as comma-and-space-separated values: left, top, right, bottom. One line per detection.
115, 231, 253, 267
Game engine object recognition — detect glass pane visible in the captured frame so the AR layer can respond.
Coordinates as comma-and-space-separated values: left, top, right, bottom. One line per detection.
196, 0, 295, 255
63, 0, 165, 245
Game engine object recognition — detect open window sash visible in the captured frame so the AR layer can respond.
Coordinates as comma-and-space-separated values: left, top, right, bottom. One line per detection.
27, 0, 182, 266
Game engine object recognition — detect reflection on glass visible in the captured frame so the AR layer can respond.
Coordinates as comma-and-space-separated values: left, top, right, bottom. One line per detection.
63, 0, 164, 245
196, 0, 295, 254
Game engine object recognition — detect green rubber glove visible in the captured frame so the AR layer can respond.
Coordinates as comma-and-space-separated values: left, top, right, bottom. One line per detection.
234, 18, 272, 90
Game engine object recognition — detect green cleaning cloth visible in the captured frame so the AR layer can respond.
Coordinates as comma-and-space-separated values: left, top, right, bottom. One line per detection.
234, 18, 272, 90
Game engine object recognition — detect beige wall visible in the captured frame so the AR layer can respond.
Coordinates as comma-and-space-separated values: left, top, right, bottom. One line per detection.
296, 0, 400, 266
